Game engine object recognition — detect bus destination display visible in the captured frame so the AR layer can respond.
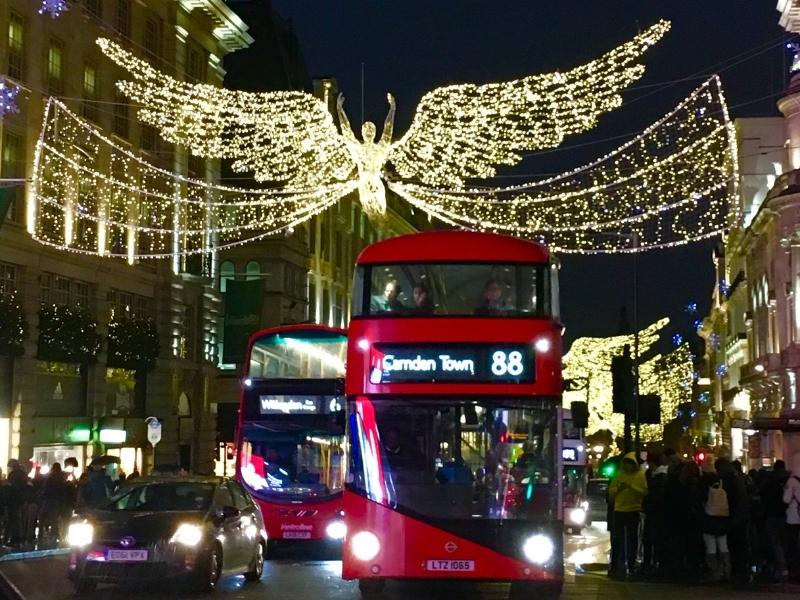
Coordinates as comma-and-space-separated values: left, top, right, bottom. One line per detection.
372, 343, 533, 384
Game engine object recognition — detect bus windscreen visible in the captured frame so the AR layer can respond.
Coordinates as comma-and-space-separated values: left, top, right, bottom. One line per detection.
354, 263, 550, 318
248, 330, 346, 379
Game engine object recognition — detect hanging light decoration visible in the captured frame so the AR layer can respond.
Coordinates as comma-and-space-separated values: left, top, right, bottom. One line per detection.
0, 79, 20, 121
38, 0, 68, 18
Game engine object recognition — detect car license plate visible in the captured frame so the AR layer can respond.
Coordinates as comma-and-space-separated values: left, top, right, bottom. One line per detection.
426, 559, 475, 572
283, 531, 311, 540
107, 549, 148, 561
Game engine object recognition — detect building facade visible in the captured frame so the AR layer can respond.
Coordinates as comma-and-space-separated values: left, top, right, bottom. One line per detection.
701, 8, 800, 465
0, 0, 251, 477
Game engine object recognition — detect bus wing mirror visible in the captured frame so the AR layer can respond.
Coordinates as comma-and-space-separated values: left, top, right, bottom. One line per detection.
570, 401, 589, 429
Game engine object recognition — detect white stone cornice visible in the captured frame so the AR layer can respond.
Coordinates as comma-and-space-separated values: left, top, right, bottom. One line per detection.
779, 0, 800, 32
178, 0, 253, 52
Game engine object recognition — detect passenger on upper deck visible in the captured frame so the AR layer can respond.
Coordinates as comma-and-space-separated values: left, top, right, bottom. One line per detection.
410, 281, 435, 316
474, 279, 514, 316
371, 280, 405, 313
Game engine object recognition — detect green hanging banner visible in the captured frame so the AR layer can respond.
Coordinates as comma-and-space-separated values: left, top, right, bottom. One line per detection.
0, 186, 14, 228
222, 279, 263, 365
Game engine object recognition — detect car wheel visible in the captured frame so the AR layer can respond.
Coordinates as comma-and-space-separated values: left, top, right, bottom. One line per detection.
508, 581, 562, 600
358, 578, 385, 597
194, 545, 222, 593
73, 578, 97, 595
244, 542, 265, 582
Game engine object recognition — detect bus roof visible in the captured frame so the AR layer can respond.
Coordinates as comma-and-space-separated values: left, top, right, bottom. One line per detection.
355, 231, 550, 264
246, 323, 346, 349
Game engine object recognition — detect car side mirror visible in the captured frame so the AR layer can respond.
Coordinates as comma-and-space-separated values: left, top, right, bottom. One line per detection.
218, 505, 240, 521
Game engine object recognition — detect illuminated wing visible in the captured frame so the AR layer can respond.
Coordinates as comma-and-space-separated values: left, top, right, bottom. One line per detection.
97, 38, 354, 188
388, 21, 670, 188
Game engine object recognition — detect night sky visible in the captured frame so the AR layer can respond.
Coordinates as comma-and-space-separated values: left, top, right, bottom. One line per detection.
271, 0, 789, 349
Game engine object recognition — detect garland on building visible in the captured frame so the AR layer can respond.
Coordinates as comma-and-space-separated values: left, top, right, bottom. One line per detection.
563, 318, 694, 445
107, 313, 160, 371
0, 292, 26, 356
37, 304, 101, 363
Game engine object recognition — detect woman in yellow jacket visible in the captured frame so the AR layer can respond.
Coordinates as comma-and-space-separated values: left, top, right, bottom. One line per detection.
609, 452, 648, 577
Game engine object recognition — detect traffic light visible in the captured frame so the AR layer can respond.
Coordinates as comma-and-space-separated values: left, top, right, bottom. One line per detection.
611, 348, 634, 415
599, 457, 619, 479
694, 449, 708, 464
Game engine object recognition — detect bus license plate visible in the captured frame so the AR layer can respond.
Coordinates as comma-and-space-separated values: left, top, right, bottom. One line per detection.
107, 549, 148, 561
283, 531, 311, 539
426, 559, 475, 572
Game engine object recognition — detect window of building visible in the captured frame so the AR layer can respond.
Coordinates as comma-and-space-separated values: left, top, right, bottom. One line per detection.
219, 260, 235, 293
245, 261, 260, 281
112, 90, 129, 139
140, 124, 158, 152
186, 42, 207, 83
116, 0, 131, 37
54, 276, 70, 306
47, 39, 64, 96
143, 15, 162, 62
0, 263, 18, 296
82, 64, 99, 122
1, 131, 24, 223
85, 0, 101, 18
73, 281, 90, 308
188, 155, 205, 179
7, 13, 24, 81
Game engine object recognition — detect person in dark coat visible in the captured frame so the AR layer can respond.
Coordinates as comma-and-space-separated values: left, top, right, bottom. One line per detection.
716, 457, 750, 584
5, 460, 28, 547
80, 466, 112, 509
761, 460, 790, 581
40, 463, 74, 545
642, 453, 669, 576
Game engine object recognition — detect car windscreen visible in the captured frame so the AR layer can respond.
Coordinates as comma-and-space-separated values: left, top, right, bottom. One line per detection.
107, 482, 214, 511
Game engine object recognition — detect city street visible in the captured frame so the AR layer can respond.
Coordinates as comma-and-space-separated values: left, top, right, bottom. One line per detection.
0, 525, 797, 600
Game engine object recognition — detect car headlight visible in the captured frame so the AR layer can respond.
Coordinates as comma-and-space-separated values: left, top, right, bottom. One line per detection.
170, 523, 204, 546
351, 531, 380, 561
522, 534, 554, 564
568, 507, 587, 526
326, 519, 347, 540
67, 522, 93, 547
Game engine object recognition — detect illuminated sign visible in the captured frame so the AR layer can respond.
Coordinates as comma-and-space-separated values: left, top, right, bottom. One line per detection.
372, 344, 533, 384
259, 396, 320, 415
562, 448, 578, 462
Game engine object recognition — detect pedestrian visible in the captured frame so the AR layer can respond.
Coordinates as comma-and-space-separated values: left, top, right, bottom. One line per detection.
80, 465, 112, 509
608, 452, 648, 578
642, 453, 668, 577
4, 460, 27, 547
783, 453, 800, 574
673, 460, 704, 580
717, 457, 750, 585
761, 460, 790, 581
700, 465, 731, 582
40, 463, 73, 546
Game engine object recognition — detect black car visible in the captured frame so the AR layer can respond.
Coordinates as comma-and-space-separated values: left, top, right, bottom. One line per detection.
67, 476, 266, 594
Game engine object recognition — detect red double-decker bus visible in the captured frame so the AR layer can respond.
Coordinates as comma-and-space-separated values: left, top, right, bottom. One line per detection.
236, 325, 348, 549
342, 231, 565, 599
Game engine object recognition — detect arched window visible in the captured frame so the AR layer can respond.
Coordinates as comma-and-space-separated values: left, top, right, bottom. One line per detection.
219, 260, 235, 293
245, 261, 260, 281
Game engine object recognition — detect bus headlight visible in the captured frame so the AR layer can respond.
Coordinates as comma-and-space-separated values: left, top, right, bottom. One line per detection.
522, 534, 554, 564
326, 520, 347, 540
67, 522, 93, 547
351, 531, 380, 561
568, 507, 587, 526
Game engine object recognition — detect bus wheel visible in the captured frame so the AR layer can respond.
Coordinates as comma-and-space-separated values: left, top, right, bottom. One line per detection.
509, 581, 562, 600
358, 578, 386, 597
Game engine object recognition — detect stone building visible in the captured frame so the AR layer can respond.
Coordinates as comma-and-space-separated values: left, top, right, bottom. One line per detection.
0, 0, 251, 476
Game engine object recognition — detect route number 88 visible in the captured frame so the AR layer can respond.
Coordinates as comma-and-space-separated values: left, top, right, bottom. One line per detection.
491, 350, 524, 376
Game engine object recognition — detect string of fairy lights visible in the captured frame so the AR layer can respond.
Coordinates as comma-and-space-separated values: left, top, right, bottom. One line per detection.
31, 99, 355, 261
563, 318, 695, 443
27, 20, 737, 259
388, 76, 738, 254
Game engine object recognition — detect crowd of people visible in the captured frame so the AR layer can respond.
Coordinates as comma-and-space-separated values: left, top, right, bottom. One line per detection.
607, 449, 800, 585
0, 458, 136, 550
